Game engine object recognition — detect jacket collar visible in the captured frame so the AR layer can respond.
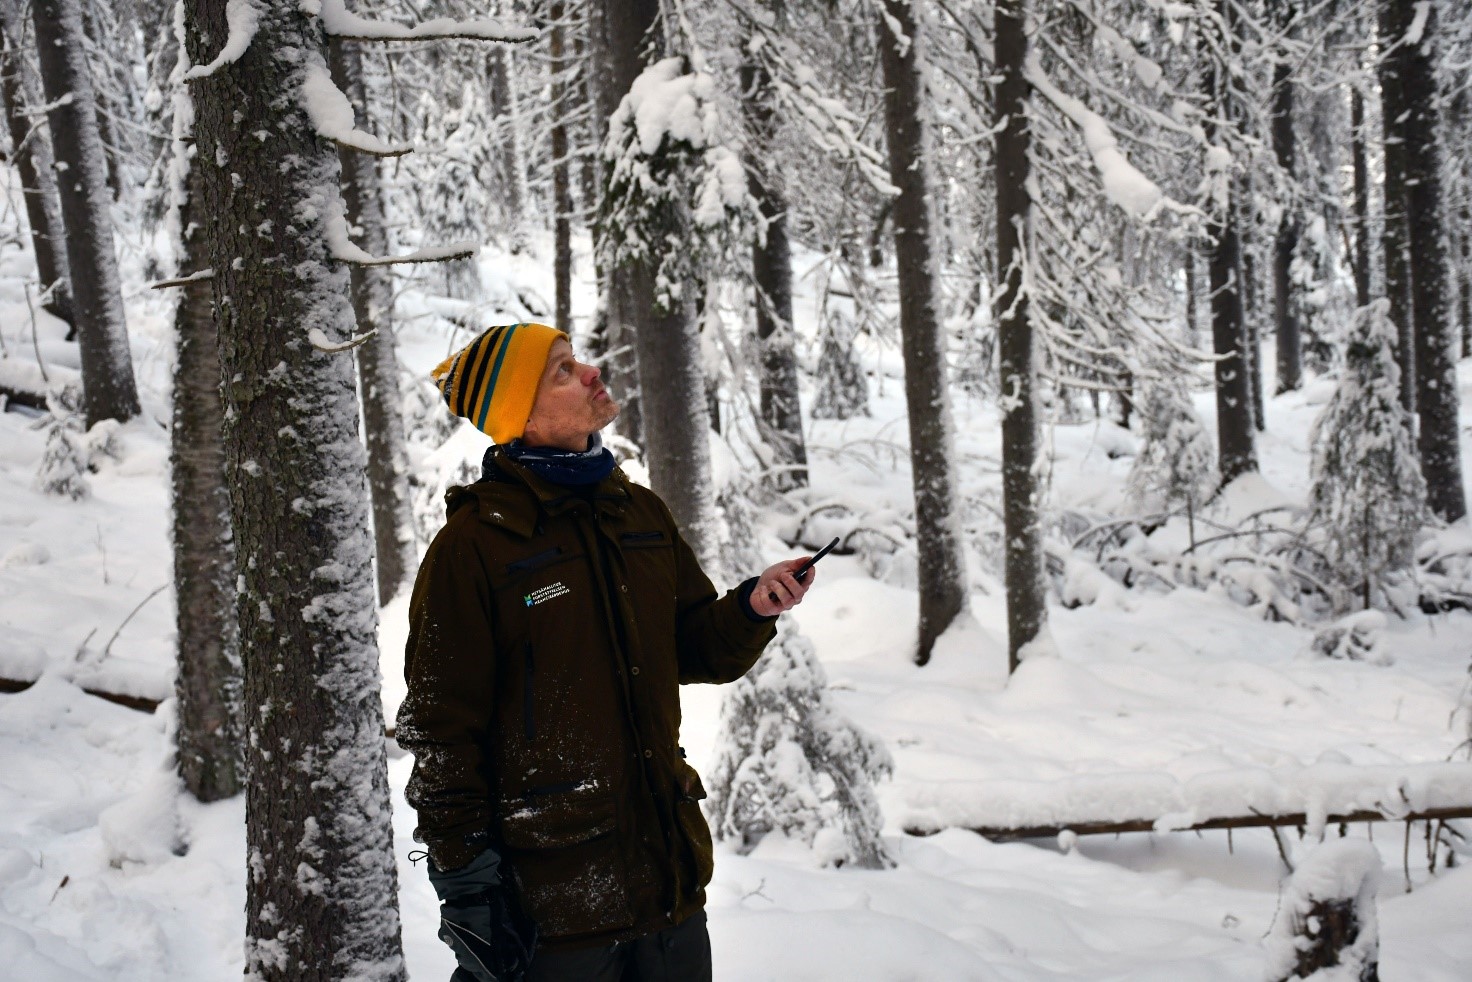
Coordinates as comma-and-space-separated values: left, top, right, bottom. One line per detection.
450, 448, 631, 539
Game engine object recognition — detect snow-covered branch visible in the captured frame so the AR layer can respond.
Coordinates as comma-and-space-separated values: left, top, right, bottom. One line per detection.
325, 205, 475, 266
183, 0, 263, 81
300, 62, 412, 157
1025, 51, 1171, 221
308, 0, 538, 43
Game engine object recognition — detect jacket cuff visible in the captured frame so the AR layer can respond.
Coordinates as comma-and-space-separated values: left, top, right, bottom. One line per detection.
427, 843, 502, 900
423, 826, 495, 874
736, 577, 779, 623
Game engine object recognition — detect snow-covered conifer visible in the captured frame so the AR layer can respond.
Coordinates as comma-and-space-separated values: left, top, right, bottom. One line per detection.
1307, 299, 1425, 610
811, 312, 869, 420
706, 622, 893, 869
1127, 375, 1216, 543
33, 406, 89, 500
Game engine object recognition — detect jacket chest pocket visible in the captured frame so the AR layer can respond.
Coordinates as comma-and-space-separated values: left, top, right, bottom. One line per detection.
491, 545, 594, 750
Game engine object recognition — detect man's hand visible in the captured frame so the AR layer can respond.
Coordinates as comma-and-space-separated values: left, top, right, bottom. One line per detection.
749, 558, 817, 618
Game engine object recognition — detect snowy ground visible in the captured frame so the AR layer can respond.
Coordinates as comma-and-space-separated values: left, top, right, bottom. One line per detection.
3, 219, 1472, 979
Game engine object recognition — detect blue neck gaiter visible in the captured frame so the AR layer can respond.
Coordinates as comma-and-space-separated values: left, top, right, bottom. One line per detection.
487, 433, 618, 487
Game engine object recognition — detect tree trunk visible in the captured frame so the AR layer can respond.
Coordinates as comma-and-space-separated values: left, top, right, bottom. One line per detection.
1378, 0, 1416, 415
1270, 28, 1300, 394
30, 0, 139, 427
742, 53, 808, 490
184, 2, 406, 978
550, 1, 573, 331
329, 38, 415, 607
994, 0, 1044, 674
77, 0, 126, 201
587, 0, 659, 453
0, 8, 74, 326
878, 0, 969, 666
488, 46, 526, 249
1205, 0, 1257, 484
1350, 86, 1372, 309
169, 69, 240, 803
1399, 1, 1466, 522
1184, 246, 1198, 348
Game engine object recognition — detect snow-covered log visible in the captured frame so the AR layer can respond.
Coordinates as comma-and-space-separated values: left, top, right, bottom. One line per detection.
899, 761, 1472, 841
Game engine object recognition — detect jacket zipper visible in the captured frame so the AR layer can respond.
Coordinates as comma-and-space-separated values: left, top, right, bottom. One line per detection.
523, 642, 535, 744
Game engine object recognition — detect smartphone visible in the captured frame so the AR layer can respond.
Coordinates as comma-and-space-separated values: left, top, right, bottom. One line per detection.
794, 536, 841, 582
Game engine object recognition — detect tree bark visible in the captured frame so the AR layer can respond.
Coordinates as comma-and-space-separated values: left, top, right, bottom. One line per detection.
30, 0, 139, 427
550, 1, 573, 331
1350, 86, 1371, 309
1184, 246, 1198, 348
1205, 0, 1258, 484
742, 52, 808, 490
169, 73, 240, 803
0, 7, 73, 326
329, 38, 416, 606
1399, 1, 1466, 522
878, 0, 969, 666
587, 0, 659, 452
1378, 0, 1416, 414
994, 0, 1044, 674
184, 2, 406, 978
1269, 22, 1300, 394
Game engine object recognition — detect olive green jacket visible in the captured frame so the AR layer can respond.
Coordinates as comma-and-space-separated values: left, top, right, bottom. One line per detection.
397, 451, 776, 949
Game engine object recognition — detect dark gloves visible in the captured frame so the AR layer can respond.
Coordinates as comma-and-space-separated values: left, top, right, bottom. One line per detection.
427, 847, 538, 982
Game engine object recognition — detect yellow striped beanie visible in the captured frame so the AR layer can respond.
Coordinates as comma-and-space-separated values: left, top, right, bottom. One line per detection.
431, 323, 568, 444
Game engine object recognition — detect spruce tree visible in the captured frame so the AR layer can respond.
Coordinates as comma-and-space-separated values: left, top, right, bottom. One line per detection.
707, 623, 893, 869
1307, 300, 1425, 611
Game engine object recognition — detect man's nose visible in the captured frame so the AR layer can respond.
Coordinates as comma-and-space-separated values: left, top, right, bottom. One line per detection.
581, 362, 601, 385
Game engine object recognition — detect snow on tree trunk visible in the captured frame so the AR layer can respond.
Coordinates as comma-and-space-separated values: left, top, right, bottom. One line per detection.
329, 37, 415, 606
183, 2, 405, 978
1377, 0, 1416, 416
30, 0, 139, 428
0, 5, 74, 326
742, 51, 808, 490
167, 44, 240, 804
1307, 300, 1424, 612
1204, 0, 1257, 485
1264, 839, 1381, 982
1399, 1, 1466, 523
1269, 10, 1302, 395
1349, 87, 1371, 310
876, 0, 969, 667
992, 0, 1043, 675
706, 621, 893, 870
549, 0, 573, 331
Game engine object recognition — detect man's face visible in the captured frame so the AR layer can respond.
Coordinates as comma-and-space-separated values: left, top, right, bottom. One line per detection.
522, 339, 620, 451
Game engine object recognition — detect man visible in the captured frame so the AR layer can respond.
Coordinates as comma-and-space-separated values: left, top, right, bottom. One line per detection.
397, 322, 815, 982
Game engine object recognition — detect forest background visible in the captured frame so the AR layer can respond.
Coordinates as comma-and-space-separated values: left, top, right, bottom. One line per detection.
2, 0, 1472, 978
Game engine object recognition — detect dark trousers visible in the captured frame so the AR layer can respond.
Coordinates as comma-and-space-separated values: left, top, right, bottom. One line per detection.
522, 910, 712, 982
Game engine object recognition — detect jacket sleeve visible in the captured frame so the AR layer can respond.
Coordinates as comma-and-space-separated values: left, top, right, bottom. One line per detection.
661, 501, 778, 684
395, 511, 500, 871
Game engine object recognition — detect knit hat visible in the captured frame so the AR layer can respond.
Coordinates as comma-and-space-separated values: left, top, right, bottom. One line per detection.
432, 323, 569, 444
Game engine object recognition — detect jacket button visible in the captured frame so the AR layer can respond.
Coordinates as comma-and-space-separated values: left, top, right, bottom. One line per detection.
631, 666, 640, 676
644, 749, 653, 759
620, 584, 629, 594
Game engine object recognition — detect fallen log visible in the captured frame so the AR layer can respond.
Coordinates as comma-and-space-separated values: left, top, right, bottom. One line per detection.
905, 805, 1472, 841
0, 674, 162, 713
0, 674, 399, 739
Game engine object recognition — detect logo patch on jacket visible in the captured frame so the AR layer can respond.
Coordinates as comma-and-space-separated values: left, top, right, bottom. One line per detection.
524, 582, 571, 607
